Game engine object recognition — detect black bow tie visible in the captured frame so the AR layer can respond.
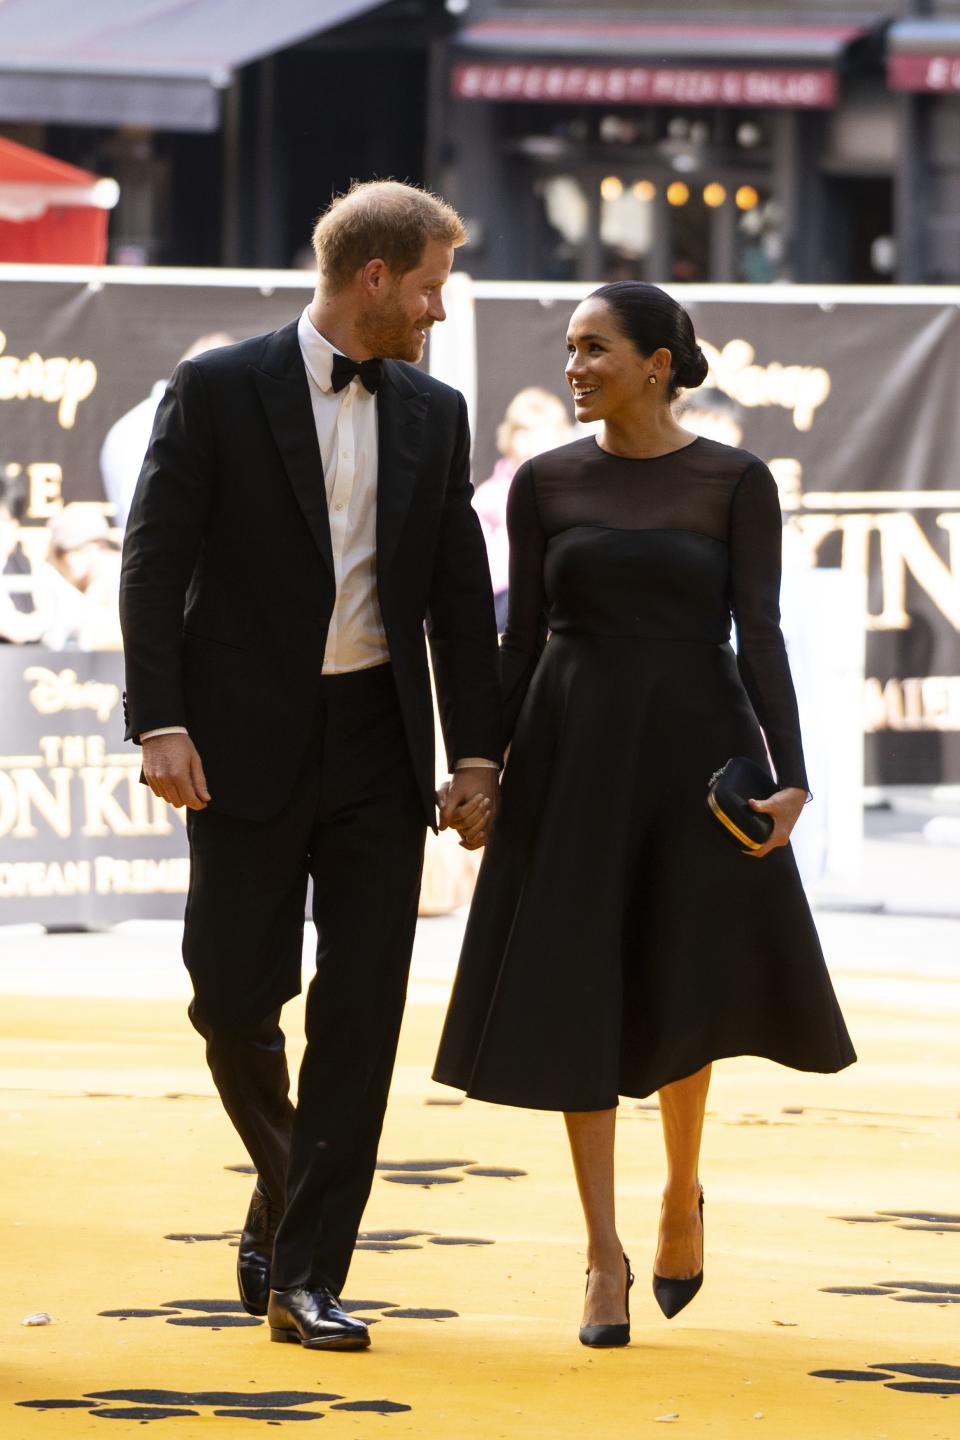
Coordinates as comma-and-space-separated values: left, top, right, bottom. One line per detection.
331, 353, 383, 395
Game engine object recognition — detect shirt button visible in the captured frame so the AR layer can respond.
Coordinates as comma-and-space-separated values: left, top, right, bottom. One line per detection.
334, 503, 344, 511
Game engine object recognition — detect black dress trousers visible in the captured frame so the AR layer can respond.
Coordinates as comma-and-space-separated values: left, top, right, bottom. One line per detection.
184, 662, 426, 1294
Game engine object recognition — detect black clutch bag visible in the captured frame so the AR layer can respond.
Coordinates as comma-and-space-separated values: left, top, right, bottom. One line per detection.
706, 756, 777, 850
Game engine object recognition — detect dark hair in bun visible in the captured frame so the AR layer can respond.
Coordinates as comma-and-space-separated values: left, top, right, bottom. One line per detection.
589, 281, 708, 400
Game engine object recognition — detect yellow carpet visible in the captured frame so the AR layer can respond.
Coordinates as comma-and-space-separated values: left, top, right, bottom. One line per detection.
3, 952, 958, 1438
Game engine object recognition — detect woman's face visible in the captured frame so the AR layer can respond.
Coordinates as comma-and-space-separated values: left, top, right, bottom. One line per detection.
564, 298, 666, 424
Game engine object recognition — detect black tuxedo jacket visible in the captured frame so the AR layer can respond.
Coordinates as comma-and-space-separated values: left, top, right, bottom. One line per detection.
119, 320, 501, 824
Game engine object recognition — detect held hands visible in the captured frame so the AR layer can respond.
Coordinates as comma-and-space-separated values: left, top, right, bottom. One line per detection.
745, 786, 807, 858
141, 733, 211, 811
436, 767, 499, 850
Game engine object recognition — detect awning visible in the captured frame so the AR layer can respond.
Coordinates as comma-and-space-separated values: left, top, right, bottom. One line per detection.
452, 19, 868, 111
888, 21, 960, 94
0, 136, 119, 220
0, 137, 118, 262
0, 0, 380, 132
455, 19, 867, 65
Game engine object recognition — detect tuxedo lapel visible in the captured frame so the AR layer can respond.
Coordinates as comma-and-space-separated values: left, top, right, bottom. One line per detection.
249, 322, 334, 582
377, 362, 430, 583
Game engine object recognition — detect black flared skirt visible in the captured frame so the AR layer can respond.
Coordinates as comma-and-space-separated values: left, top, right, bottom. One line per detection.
433, 634, 856, 1110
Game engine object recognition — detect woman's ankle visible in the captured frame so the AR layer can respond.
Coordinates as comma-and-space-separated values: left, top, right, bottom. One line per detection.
586, 1241, 624, 1273
661, 1178, 702, 1210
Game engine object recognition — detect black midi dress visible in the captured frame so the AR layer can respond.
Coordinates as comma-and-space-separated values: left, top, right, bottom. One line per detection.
433, 434, 856, 1111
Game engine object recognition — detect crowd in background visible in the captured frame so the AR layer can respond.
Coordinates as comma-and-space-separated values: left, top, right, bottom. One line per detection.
0, 334, 238, 652
1, 362, 751, 653
0, 467, 122, 650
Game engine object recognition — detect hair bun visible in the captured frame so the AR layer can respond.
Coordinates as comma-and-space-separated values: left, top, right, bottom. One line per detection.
675, 344, 709, 391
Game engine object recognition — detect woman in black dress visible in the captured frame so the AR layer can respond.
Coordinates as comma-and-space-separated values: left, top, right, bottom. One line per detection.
434, 282, 856, 1346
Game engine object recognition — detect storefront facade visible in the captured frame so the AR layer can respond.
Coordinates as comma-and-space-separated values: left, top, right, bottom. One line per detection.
1, 1, 959, 281
431, 1, 960, 287
888, 13, 960, 280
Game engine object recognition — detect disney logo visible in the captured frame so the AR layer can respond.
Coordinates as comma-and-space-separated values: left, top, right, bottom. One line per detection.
24, 666, 120, 723
699, 338, 831, 432
0, 331, 98, 430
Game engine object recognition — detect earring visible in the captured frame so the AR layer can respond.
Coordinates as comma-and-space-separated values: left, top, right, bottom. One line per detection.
648, 375, 657, 386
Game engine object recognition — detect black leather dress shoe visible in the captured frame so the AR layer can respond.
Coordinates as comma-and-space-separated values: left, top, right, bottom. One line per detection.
237, 1182, 279, 1318
267, 1286, 371, 1350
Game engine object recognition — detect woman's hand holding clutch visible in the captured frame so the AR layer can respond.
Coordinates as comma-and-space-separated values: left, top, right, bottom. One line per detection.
745, 787, 808, 858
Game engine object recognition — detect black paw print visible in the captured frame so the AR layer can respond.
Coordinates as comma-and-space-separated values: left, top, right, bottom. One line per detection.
357, 1229, 495, 1253
226, 1157, 527, 1191
374, 1157, 527, 1187
832, 1209, 960, 1234
99, 1297, 461, 1329
100, 1300, 260, 1331
18, 1388, 412, 1422
811, 1362, 960, 1397
820, 1278, 960, 1307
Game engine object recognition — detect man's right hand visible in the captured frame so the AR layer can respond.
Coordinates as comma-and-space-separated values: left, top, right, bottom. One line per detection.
141, 733, 211, 811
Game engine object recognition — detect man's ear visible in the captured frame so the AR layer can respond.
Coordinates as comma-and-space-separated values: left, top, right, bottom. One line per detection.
361, 258, 387, 294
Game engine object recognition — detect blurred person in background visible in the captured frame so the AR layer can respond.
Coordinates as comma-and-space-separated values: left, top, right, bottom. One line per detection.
48, 503, 119, 593
43, 504, 123, 650
674, 387, 744, 448
100, 332, 235, 529
474, 387, 574, 631
0, 467, 44, 644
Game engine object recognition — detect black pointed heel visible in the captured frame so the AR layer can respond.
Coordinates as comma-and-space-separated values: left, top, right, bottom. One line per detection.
652, 1188, 704, 1320
578, 1253, 634, 1348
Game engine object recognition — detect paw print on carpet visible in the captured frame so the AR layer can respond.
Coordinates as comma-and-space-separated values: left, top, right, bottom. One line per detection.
810, 1362, 960, 1397
832, 1210, 960, 1233
99, 1300, 259, 1330
164, 1229, 242, 1246
226, 1157, 527, 1190
357, 1229, 495, 1253
98, 1298, 460, 1329
17, 1389, 412, 1422
820, 1279, 960, 1306
374, 1158, 527, 1187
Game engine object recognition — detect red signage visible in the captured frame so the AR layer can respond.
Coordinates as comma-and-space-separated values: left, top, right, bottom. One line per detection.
451, 63, 839, 109
888, 53, 960, 93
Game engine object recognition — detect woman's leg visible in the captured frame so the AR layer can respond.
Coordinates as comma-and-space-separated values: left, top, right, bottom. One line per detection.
564, 1108, 629, 1325
655, 1064, 711, 1278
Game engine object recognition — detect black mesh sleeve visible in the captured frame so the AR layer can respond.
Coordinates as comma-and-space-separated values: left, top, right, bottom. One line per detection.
729, 461, 809, 792
499, 460, 549, 748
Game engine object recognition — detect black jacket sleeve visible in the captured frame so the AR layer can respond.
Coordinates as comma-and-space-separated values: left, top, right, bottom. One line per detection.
118, 360, 215, 742
425, 392, 502, 769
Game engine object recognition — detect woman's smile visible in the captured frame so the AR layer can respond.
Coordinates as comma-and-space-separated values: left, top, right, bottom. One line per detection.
571, 383, 599, 403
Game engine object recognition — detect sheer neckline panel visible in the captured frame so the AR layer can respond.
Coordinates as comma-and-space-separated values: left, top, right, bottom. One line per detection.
592, 434, 702, 463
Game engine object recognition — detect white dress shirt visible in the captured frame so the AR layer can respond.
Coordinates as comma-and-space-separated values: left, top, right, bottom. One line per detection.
297, 307, 390, 674
141, 309, 496, 770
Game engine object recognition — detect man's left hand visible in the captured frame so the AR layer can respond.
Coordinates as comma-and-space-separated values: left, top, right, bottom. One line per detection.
437, 767, 499, 850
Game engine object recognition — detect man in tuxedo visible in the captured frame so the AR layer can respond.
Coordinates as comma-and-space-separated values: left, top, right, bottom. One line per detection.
119, 181, 501, 1351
